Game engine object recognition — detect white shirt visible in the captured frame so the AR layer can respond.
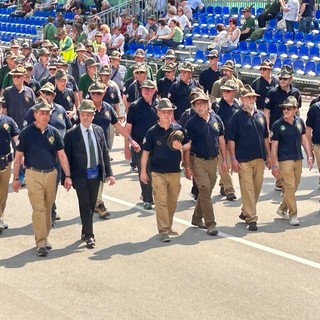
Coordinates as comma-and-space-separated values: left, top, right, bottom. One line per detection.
80, 123, 99, 169
177, 14, 190, 30
157, 25, 171, 37
110, 33, 125, 54
283, 0, 299, 22
135, 25, 149, 39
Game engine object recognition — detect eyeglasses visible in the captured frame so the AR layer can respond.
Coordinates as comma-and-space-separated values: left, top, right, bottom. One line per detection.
279, 77, 290, 81
91, 92, 103, 95
282, 106, 295, 111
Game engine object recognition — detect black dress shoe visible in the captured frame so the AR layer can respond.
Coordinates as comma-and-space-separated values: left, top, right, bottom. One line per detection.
37, 247, 48, 257
226, 193, 237, 201
81, 233, 86, 241
85, 237, 96, 248
239, 213, 246, 221
220, 186, 226, 196
247, 222, 258, 231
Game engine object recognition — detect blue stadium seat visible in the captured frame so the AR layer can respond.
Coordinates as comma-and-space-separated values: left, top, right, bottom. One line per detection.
273, 31, 283, 43
305, 61, 316, 75
209, 26, 217, 37
316, 62, 320, 75
242, 55, 251, 68
230, 7, 238, 16
222, 52, 232, 63
282, 58, 292, 66
310, 46, 320, 61
222, 6, 230, 16
199, 15, 207, 24
283, 31, 294, 43
232, 53, 242, 67
252, 56, 261, 69
278, 43, 288, 58
288, 45, 299, 59
215, 15, 223, 24
267, 19, 277, 29
187, 49, 206, 63
273, 57, 282, 71
294, 32, 304, 44
314, 32, 320, 45
161, 46, 169, 55
262, 30, 273, 42
145, 44, 153, 57
304, 33, 314, 45
256, 8, 264, 15
215, 6, 222, 15
293, 59, 305, 75
257, 42, 268, 56
153, 45, 162, 58
299, 45, 309, 60
206, 6, 214, 14
185, 35, 193, 46
267, 43, 278, 55
238, 41, 248, 55
248, 42, 258, 55
207, 16, 215, 25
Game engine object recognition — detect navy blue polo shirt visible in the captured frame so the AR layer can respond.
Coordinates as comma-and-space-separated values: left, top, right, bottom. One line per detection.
54, 88, 75, 112
158, 77, 175, 98
271, 116, 306, 161
265, 85, 301, 129
227, 109, 269, 162
306, 103, 320, 144
25, 78, 41, 96
185, 111, 224, 158
48, 74, 79, 92
251, 75, 279, 110
143, 122, 189, 173
199, 67, 221, 94
215, 98, 240, 139
0, 114, 20, 160
103, 85, 120, 106
93, 101, 118, 149
17, 123, 64, 170
122, 77, 134, 96
3, 85, 37, 129
168, 79, 199, 121
24, 103, 72, 138
126, 80, 142, 103
178, 107, 196, 128
127, 97, 158, 147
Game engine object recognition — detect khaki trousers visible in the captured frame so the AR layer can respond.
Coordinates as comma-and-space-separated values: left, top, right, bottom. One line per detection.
313, 144, 320, 169
151, 172, 181, 234
25, 169, 57, 248
0, 162, 11, 218
218, 151, 235, 195
191, 156, 218, 227
96, 181, 104, 206
279, 160, 302, 216
238, 159, 264, 223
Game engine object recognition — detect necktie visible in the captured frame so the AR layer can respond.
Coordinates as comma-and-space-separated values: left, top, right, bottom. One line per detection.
87, 129, 97, 168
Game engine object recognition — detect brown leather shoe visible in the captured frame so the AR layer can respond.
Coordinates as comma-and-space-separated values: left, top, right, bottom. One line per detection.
191, 221, 207, 229
96, 203, 110, 219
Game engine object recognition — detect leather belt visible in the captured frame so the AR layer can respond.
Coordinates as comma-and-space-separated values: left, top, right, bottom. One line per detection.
190, 152, 216, 161
26, 167, 55, 173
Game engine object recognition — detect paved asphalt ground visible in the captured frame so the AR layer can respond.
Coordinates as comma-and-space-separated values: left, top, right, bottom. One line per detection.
1, 97, 320, 319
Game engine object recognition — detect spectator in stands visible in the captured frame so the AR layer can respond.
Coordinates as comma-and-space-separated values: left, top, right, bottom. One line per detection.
211, 60, 243, 101
180, 0, 193, 21
59, 29, 75, 63
251, 59, 279, 111
280, 0, 299, 33
257, 0, 281, 28
63, 0, 74, 12
199, 50, 221, 95
72, 24, 87, 45
148, 18, 171, 44
87, 23, 97, 41
145, 16, 159, 43
100, 24, 111, 45
166, 8, 177, 25
101, 0, 110, 11
239, 6, 256, 41
166, 0, 177, 16
177, 6, 192, 33
43, 16, 59, 46
119, 13, 129, 34
21, 42, 37, 65
208, 24, 228, 50
298, 0, 316, 34
221, 18, 241, 53
188, 0, 204, 13
97, 44, 110, 66
11, 0, 33, 17
69, 43, 88, 84
35, 0, 56, 12
69, 0, 84, 15
33, 48, 50, 82
158, 19, 184, 48
107, 26, 125, 55
93, 32, 104, 54
129, 20, 149, 44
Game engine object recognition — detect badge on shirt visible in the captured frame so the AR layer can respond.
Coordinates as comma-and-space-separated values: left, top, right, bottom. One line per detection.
32, 86, 36, 92
212, 122, 219, 131
110, 92, 114, 99
157, 140, 162, 145
296, 123, 302, 132
25, 96, 30, 103
48, 136, 55, 144
58, 114, 63, 119
142, 137, 146, 145
3, 123, 9, 130
23, 120, 27, 127
265, 97, 270, 104
280, 125, 286, 131
105, 111, 110, 117
168, 93, 171, 98
66, 96, 71, 102
259, 117, 264, 125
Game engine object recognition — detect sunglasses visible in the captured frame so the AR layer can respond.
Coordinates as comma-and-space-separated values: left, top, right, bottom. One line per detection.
209, 56, 218, 59
96, 35, 103, 37
12, 75, 23, 78
222, 90, 232, 93
260, 68, 268, 71
282, 106, 295, 111
135, 71, 146, 74
43, 91, 53, 96
91, 92, 103, 95
279, 77, 290, 81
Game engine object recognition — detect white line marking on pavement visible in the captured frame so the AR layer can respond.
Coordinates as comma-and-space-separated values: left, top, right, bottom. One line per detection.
103, 195, 320, 270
